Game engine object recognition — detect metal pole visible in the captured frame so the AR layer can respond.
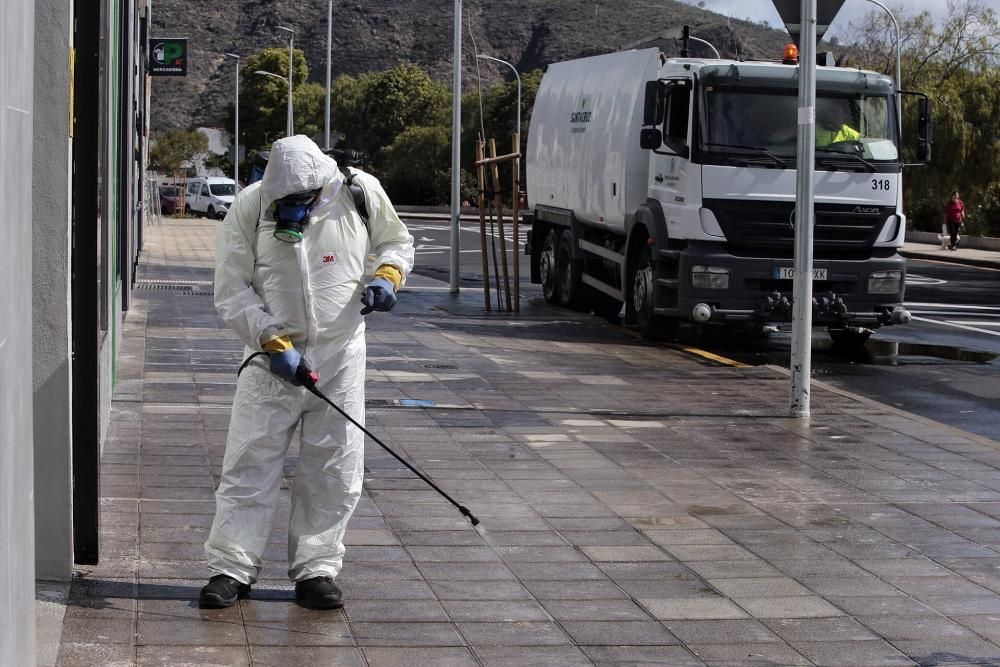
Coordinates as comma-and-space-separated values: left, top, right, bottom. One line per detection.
449, 0, 462, 293
225, 53, 240, 184
789, 0, 817, 418
278, 26, 295, 136
325, 0, 332, 149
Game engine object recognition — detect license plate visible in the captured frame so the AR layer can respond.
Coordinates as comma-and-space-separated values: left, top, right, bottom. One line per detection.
774, 267, 827, 280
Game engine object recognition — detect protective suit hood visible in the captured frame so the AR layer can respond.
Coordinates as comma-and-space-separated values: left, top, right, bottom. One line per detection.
260, 135, 342, 206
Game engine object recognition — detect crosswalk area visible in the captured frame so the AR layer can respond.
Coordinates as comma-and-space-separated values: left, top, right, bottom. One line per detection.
905, 301, 1000, 337
406, 222, 524, 256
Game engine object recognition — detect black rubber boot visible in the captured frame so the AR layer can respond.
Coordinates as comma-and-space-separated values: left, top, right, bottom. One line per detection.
199, 574, 251, 608
295, 576, 344, 610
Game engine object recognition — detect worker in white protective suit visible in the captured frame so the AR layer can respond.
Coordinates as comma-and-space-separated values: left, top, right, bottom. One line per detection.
200, 135, 414, 609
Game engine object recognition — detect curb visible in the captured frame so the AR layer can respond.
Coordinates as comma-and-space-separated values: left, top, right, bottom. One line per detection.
763, 363, 1000, 451
901, 249, 1000, 271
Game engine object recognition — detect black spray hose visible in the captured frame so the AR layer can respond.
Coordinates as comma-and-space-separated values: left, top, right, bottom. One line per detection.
236, 352, 480, 526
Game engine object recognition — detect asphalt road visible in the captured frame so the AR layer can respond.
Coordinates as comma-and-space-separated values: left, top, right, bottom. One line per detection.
406, 218, 1000, 439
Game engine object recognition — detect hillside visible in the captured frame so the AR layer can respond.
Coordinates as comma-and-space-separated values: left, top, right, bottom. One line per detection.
148, 0, 795, 133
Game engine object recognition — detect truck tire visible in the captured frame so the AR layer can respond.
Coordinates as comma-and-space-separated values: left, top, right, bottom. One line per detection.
556, 230, 585, 310
540, 229, 560, 304
633, 245, 678, 340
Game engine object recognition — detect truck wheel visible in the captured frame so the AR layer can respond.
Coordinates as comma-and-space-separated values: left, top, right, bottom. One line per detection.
556, 230, 584, 310
633, 245, 678, 340
828, 327, 871, 348
540, 229, 560, 304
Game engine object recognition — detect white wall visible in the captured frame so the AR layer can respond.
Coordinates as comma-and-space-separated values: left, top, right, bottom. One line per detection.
33, 0, 75, 582
1, 0, 39, 662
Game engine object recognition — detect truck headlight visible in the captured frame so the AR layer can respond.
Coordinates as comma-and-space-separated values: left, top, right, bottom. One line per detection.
868, 270, 902, 294
691, 265, 730, 289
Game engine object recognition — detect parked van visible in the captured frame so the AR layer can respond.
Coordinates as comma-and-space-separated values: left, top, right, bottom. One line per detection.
185, 177, 239, 219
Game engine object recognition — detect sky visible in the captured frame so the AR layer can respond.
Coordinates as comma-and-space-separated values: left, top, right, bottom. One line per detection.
678, 0, 1000, 40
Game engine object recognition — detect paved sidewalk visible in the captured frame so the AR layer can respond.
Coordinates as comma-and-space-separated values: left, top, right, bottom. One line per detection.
54, 218, 1000, 666
902, 241, 1000, 270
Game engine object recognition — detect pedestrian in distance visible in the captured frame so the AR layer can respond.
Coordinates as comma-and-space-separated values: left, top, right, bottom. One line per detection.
200, 135, 414, 610
944, 190, 965, 250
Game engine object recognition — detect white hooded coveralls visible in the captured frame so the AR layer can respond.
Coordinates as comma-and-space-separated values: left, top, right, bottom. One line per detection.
207, 136, 414, 584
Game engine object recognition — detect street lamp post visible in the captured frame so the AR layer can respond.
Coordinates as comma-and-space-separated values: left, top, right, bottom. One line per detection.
449, 0, 461, 293
224, 53, 240, 184
254, 70, 292, 139
476, 55, 521, 140
325, 1, 333, 149
277, 25, 295, 136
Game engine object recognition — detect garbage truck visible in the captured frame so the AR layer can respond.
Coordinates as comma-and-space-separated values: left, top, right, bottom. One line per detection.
524, 46, 932, 343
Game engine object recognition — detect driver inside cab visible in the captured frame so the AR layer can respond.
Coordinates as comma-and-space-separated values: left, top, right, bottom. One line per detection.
815, 100, 861, 146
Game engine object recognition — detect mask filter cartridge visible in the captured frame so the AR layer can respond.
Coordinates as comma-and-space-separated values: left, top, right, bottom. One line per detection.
274, 189, 321, 243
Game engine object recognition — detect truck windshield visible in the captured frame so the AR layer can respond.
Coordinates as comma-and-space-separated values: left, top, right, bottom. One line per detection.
699, 86, 899, 166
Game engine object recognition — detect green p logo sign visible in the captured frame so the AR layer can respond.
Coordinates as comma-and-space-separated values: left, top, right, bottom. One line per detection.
150, 38, 187, 76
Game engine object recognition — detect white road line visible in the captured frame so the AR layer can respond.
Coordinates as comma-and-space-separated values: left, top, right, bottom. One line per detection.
947, 321, 1000, 327
905, 302, 1000, 311
912, 316, 1000, 337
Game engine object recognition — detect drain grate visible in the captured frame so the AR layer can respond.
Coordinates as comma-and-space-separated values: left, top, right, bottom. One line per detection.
423, 364, 458, 369
135, 281, 212, 296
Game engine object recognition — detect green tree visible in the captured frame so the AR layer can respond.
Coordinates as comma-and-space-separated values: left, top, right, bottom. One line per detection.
149, 129, 208, 175
331, 64, 450, 167
381, 126, 452, 204
227, 47, 313, 153
851, 0, 1000, 234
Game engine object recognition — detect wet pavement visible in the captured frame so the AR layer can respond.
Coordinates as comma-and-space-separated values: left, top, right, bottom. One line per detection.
52, 217, 1000, 666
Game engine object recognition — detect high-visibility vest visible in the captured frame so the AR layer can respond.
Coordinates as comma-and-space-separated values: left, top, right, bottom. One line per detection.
816, 124, 861, 146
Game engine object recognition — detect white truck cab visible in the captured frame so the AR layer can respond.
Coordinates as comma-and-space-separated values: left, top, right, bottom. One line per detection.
526, 47, 931, 340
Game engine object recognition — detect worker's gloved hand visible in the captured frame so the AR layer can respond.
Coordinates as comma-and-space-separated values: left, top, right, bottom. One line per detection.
360, 277, 397, 315
269, 348, 303, 385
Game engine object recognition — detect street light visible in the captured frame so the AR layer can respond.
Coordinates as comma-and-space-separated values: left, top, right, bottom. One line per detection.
277, 25, 295, 136
224, 53, 240, 184
254, 70, 292, 138
860, 0, 902, 136
476, 55, 521, 140
325, 2, 333, 149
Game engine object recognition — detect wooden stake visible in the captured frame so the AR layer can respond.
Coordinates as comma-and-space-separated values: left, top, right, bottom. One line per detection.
488, 139, 512, 311
476, 138, 491, 311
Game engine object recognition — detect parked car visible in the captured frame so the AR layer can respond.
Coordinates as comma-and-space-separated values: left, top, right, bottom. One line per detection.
185, 177, 239, 219
158, 184, 182, 214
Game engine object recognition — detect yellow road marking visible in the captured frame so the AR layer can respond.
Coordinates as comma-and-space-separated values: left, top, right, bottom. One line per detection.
678, 346, 751, 368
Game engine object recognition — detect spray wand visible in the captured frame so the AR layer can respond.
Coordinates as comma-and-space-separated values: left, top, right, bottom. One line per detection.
292, 364, 480, 526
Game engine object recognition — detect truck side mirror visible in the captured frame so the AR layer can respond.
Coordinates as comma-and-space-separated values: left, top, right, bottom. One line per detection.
643, 80, 666, 126
640, 128, 663, 150
917, 97, 932, 163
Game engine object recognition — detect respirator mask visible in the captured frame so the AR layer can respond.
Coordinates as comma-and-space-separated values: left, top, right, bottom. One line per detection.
273, 188, 322, 243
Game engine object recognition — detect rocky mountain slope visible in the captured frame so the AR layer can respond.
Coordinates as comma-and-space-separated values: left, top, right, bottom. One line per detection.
149, 0, 794, 132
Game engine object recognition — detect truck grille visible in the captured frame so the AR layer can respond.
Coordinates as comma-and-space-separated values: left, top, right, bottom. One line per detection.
704, 199, 893, 259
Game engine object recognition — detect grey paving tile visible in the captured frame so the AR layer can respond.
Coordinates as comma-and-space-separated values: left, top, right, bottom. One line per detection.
687, 641, 813, 666
581, 645, 707, 666
640, 597, 749, 620
793, 640, 920, 666
735, 596, 846, 619
665, 619, 783, 645
709, 577, 813, 598
797, 576, 903, 598
250, 646, 364, 666
57, 642, 135, 667
858, 615, 977, 641
59, 616, 136, 644
473, 645, 593, 666
136, 645, 252, 666
918, 595, 1000, 616
428, 580, 534, 601
540, 599, 651, 622
580, 545, 671, 562
343, 599, 449, 622
440, 600, 550, 622
523, 579, 632, 601
415, 562, 515, 581
457, 621, 571, 646
360, 647, 477, 667
135, 618, 246, 646
763, 616, 881, 642
350, 621, 465, 647
561, 621, 678, 646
